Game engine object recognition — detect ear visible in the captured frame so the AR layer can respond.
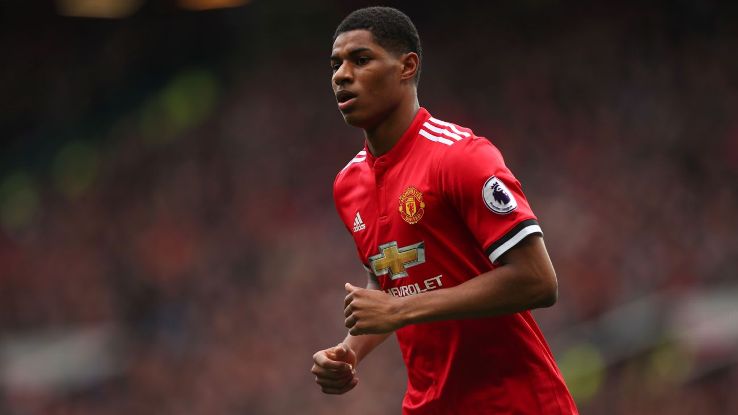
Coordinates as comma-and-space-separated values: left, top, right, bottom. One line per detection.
399, 52, 420, 82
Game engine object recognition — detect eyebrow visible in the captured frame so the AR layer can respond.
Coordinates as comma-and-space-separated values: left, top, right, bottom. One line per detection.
330, 47, 372, 61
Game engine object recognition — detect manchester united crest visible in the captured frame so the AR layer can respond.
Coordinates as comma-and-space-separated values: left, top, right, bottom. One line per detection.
399, 186, 426, 224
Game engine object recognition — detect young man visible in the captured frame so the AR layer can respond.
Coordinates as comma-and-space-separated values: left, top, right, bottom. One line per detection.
311, 7, 578, 414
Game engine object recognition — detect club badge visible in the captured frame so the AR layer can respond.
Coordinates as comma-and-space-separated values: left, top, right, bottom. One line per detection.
399, 186, 425, 224
483, 176, 517, 214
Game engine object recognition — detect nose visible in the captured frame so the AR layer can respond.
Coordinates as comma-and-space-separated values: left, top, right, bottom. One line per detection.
332, 62, 352, 86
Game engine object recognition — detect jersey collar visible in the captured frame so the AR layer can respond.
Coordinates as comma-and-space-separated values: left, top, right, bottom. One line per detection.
364, 107, 431, 168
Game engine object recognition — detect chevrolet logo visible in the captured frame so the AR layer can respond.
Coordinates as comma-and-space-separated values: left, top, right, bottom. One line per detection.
369, 241, 425, 280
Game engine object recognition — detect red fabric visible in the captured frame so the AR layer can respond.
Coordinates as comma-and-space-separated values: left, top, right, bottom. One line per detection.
333, 108, 578, 414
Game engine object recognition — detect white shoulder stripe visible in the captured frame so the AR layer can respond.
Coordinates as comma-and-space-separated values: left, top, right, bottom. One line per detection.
423, 122, 463, 141
428, 117, 471, 137
341, 154, 366, 171
419, 128, 454, 146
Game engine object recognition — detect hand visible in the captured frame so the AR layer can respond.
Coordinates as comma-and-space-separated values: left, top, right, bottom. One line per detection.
311, 343, 358, 394
344, 283, 404, 335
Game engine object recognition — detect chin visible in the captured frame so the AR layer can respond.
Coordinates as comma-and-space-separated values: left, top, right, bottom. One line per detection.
341, 111, 366, 128
341, 108, 379, 130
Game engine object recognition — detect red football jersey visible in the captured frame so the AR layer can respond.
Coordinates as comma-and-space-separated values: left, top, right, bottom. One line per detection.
333, 108, 578, 414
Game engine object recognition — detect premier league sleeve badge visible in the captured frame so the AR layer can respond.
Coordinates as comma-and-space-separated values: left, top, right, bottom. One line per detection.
482, 176, 517, 214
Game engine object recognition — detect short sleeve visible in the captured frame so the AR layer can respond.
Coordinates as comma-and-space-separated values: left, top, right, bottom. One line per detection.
438, 137, 543, 263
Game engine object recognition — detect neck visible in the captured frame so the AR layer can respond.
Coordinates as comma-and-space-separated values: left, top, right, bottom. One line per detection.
365, 95, 420, 157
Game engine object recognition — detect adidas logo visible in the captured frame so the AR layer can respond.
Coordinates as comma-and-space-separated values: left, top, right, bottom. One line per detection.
352, 212, 366, 232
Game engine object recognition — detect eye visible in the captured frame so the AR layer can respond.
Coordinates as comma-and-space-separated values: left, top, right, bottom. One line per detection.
331, 61, 341, 71
356, 56, 370, 66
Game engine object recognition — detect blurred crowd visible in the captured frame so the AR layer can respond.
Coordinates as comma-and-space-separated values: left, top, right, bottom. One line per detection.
1, 1, 737, 414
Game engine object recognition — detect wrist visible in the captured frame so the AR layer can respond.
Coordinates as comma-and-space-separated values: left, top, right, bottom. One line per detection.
394, 295, 415, 328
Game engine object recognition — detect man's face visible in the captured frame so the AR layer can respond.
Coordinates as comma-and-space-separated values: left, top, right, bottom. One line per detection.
330, 30, 405, 129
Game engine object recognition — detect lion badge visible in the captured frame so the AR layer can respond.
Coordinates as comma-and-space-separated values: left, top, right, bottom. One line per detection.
483, 176, 517, 214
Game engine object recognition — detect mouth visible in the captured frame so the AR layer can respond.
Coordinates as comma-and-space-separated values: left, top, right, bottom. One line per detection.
336, 90, 358, 111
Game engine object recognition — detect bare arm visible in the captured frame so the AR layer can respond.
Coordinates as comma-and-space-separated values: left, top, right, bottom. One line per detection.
400, 235, 556, 323
344, 235, 557, 335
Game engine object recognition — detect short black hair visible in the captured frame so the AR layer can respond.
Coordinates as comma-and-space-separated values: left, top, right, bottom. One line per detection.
334, 6, 422, 84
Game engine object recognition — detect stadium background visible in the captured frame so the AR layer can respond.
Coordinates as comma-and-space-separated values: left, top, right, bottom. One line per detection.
1, 0, 737, 413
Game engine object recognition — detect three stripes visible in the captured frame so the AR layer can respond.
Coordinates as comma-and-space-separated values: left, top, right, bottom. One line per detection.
419, 117, 470, 146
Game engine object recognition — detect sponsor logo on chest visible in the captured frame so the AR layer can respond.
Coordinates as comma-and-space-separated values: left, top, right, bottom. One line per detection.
369, 241, 425, 280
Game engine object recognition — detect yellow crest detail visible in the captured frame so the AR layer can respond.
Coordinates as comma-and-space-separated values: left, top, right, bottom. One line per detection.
398, 186, 426, 224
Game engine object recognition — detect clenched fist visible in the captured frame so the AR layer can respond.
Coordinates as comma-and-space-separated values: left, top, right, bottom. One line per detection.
344, 283, 405, 335
311, 343, 358, 394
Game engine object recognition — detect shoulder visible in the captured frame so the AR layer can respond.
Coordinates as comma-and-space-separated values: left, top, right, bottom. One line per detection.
334, 148, 368, 194
417, 115, 475, 149
443, 135, 504, 169
420, 115, 503, 170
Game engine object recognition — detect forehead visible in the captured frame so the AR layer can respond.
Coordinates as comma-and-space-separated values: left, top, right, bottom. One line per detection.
331, 29, 385, 56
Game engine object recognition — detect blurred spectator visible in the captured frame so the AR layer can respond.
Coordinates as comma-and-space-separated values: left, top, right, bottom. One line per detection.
0, 1, 736, 414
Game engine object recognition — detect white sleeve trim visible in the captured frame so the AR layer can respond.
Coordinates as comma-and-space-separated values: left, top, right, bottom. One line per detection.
488, 224, 543, 263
